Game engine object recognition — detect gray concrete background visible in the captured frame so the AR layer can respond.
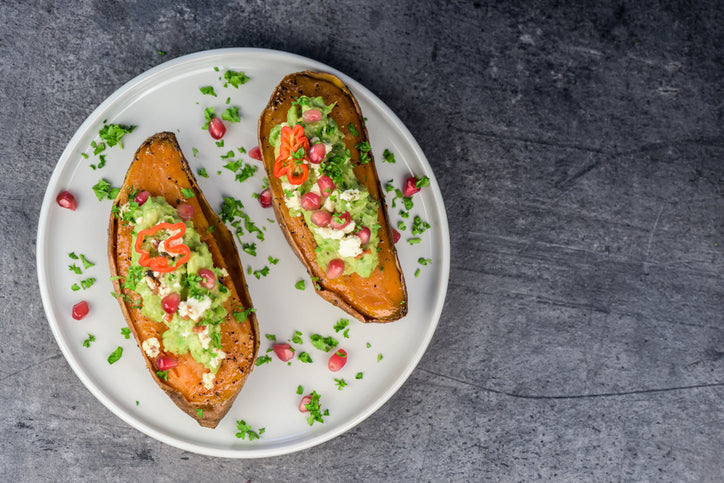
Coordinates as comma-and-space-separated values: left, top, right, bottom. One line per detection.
2, 1, 723, 481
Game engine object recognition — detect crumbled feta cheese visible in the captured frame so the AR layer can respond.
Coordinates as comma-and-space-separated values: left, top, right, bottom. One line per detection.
197, 327, 211, 349
142, 337, 161, 358
310, 183, 321, 196
315, 227, 346, 240
339, 188, 361, 202
323, 194, 336, 212
285, 191, 301, 210
202, 372, 215, 390
338, 235, 363, 258
314, 221, 356, 240
135, 216, 144, 225
281, 180, 296, 194
209, 349, 226, 369
178, 296, 212, 322
219, 268, 229, 277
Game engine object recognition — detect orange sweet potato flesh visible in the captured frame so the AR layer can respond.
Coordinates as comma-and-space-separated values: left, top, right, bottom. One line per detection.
258, 72, 407, 322
108, 132, 260, 428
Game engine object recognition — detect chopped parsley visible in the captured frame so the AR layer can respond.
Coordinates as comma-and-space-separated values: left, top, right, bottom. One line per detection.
418, 257, 432, 266
224, 70, 249, 88
92, 179, 120, 201
196, 408, 203, 418
120, 327, 131, 339
202, 106, 215, 130
255, 354, 272, 366
297, 385, 304, 395
355, 141, 371, 164
69, 264, 82, 275
216, 139, 225, 147
99, 123, 136, 149
252, 266, 270, 279
382, 149, 396, 163
310, 334, 338, 352
242, 242, 257, 256
411, 216, 431, 235
199, 86, 217, 97
265, 334, 277, 341
235, 419, 264, 441
298, 352, 312, 363
397, 221, 407, 231
355, 372, 363, 380
181, 187, 195, 198
80, 254, 95, 269
303, 391, 328, 426
155, 370, 169, 380
377, 353, 383, 362
295, 280, 306, 290
407, 238, 422, 246
291, 330, 303, 344
82, 334, 96, 348
221, 106, 241, 123
415, 268, 421, 278
333, 318, 350, 333
334, 378, 347, 390
219, 197, 264, 242
268, 256, 279, 265
347, 123, 359, 137
415, 175, 430, 188
107, 346, 123, 364
197, 167, 209, 178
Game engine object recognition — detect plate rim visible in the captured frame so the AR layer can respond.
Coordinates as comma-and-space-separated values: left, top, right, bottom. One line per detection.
36, 47, 450, 458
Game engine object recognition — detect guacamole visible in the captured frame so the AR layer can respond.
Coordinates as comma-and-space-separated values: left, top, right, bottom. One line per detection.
122, 196, 230, 375
270, 95, 381, 278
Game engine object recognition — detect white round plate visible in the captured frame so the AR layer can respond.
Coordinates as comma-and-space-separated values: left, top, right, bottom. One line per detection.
37, 48, 450, 458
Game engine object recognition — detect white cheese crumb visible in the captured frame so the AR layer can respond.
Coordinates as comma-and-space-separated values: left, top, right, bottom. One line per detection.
285, 191, 301, 210
178, 296, 213, 322
202, 372, 215, 390
197, 327, 211, 349
323, 194, 336, 212
338, 235, 363, 258
209, 349, 226, 369
339, 188, 361, 202
142, 337, 161, 359
310, 183, 321, 197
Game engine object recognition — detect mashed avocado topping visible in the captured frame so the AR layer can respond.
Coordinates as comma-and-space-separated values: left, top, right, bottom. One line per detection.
270, 95, 381, 278
120, 195, 230, 378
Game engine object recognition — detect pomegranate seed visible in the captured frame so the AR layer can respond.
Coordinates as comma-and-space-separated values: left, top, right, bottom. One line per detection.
402, 176, 422, 198
134, 190, 150, 206
357, 226, 371, 245
155, 355, 178, 371
72, 301, 89, 320
302, 108, 322, 123
316, 175, 336, 197
161, 293, 180, 314
298, 394, 312, 413
258, 188, 272, 208
249, 146, 262, 160
330, 211, 351, 230
56, 191, 78, 211
328, 349, 347, 372
273, 343, 294, 362
208, 117, 226, 140
177, 203, 194, 220
326, 259, 345, 279
392, 228, 401, 244
308, 143, 327, 164
301, 192, 321, 211
198, 268, 216, 289
311, 210, 332, 227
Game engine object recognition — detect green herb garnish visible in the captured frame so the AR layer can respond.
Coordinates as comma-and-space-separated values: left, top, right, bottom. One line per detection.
107, 346, 123, 364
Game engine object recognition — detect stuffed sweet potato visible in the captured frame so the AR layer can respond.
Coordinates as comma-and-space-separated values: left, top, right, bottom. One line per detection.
258, 71, 407, 322
108, 132, 259, 428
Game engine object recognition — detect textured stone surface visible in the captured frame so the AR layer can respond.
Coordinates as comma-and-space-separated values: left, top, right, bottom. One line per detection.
2, 0, 722, 480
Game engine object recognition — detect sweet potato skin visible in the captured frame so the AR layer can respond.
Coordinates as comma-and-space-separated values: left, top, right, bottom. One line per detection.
258, 72, 407, 323
108, 132, 259, 428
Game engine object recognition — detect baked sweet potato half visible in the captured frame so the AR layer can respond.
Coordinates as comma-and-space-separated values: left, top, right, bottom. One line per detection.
258, 71, 407, 323
108, 132, 259, 428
